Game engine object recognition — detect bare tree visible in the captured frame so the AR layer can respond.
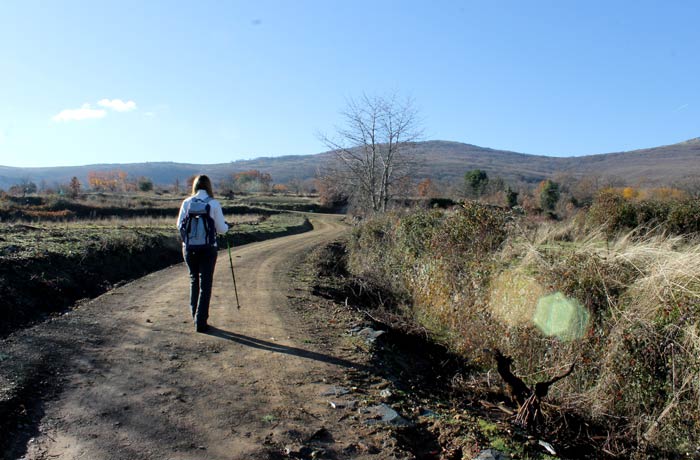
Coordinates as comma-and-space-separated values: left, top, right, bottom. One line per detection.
320, 94, 422, 213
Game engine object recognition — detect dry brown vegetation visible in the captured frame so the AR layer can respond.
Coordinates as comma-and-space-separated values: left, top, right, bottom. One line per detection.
345, 196, 700, 457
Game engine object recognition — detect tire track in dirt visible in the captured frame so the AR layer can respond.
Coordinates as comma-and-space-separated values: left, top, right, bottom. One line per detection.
17, 214, 369, 460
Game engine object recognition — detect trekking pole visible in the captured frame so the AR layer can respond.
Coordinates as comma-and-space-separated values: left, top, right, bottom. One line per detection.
226, 237, 241, 309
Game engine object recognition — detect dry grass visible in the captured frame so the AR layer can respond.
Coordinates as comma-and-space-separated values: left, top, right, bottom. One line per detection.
347, 207, 700, 454
53, 213, 265, 227
502, 226, 700, 453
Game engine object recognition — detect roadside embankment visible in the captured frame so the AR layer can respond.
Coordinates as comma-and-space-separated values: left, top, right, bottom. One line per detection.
338, 202, 700, 458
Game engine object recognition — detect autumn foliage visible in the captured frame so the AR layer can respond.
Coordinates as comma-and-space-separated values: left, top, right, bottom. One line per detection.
87, 170, 129, 192
234, 170, 272, 187
219, 170, 273, 194
272, 184, 288, 194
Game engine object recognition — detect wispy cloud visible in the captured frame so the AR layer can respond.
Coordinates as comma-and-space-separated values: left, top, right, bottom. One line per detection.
98, 98, 137, 112
52, 104, 107, 122
51, 98, 138, 122
674, 103, 689, 112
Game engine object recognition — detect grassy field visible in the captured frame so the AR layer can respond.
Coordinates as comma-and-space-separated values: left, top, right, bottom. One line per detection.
0, 213, 285, 259
0, 210, 311, 337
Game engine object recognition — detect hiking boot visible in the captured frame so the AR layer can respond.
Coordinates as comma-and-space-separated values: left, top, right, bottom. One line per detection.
195, 323, 209, 333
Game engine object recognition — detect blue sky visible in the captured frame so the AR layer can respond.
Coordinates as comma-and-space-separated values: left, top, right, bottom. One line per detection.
1, 0, 698, 167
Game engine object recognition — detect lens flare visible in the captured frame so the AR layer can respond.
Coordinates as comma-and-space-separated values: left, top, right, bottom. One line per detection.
533, 292, 589, 341
489, 270, 544, 326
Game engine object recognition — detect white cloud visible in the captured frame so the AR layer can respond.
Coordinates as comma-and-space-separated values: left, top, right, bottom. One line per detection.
51, 98, 138, 122
98, 98, 137, 112
52, 104, 107, 122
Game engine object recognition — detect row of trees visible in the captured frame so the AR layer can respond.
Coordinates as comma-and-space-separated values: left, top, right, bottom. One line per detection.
4, 177, 79, 198
3, 172, 154, 198
2, 170, 319, 199
6, 164, 690, 216
87, 171, 153, 192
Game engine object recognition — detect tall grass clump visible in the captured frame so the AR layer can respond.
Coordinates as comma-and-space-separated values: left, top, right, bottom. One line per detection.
347, 200, 700, 454
591, 236, 700, 452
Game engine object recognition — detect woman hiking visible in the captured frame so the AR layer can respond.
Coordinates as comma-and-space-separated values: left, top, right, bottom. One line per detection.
176, 175, 229, 332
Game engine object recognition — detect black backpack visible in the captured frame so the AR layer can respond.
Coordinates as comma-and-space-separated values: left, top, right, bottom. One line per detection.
180, 197, 217, 249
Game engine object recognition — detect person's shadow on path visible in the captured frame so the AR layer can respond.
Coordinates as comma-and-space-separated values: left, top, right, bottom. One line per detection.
206, 326, 368, 371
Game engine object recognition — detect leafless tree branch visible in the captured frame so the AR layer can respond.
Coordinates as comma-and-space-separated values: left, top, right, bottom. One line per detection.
318, 94, 422, 213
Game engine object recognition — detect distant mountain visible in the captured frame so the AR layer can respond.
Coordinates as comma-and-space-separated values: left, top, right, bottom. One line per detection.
408, 138, 700, 186
0, 155, 332, 191
1, 138, 699, 190
556, 137, 700, 185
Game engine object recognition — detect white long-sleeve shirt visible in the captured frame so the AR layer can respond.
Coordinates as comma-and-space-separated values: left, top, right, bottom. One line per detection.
176, 190, 229, 246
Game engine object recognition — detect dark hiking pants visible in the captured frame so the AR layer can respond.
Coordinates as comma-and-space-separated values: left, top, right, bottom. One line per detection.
183, 246, 218, 328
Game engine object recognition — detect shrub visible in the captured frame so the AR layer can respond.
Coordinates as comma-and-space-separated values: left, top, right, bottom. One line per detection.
431, 201, 510, 259
667, 199, 700, 234
345, 204, 700, 454
137, 177, 154, 192
537, 249, 635, 318
588, 189, 638, 234
538, 179, 560, 211
588, 189, 699, 237
428, 197, 457, 209
347, 213, 402, 292
348, 202, 512, 353
395, 209, 443, 260
464, 169, 489, 198
634, 200, 670, 229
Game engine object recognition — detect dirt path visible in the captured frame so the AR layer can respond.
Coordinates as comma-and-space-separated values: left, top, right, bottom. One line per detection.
14, 215, 377, 460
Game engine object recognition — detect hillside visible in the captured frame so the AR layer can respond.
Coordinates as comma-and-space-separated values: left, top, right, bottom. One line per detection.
1, 138, 699, 189
0, 154, 333, 191
557, 137, 700, 184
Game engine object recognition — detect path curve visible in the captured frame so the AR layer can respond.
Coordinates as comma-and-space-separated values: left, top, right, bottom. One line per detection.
21, 215, 361, 460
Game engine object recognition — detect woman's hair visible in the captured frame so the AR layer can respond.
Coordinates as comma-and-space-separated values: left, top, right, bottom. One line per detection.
191, 174, 214, 197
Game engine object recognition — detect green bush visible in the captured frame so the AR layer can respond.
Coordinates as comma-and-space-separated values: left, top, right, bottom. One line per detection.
667, 199, 700, 234
634, 200, 670, 229
395, 209, 443, 259
588, 190, 638, 234
431, 201, 510, 259
589, 190, 700, 236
